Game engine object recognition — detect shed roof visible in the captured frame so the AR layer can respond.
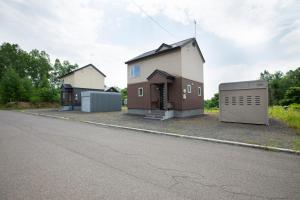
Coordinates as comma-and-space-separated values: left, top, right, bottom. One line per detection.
219, 80, 268, 91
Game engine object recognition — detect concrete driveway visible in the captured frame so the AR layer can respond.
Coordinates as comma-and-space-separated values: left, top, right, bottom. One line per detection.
0, 111, 300, 200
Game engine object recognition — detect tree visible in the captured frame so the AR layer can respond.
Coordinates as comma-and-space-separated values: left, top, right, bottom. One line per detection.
260, 68, 300, 105
205, 93, 219, 109
0, 43, 30, 79
0, 68, 32, 103
27, 49, 52, 87
50, 59, 78, 88
120, 88, 127, 105
280, 87, 300, 105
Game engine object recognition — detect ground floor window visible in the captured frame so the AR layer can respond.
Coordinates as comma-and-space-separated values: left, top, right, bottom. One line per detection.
198, 87, 202, 96
187, 84, 192, 93
138, 87, 143, 97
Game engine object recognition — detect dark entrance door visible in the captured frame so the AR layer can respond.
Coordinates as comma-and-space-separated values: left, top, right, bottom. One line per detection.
158, 84, 164, 110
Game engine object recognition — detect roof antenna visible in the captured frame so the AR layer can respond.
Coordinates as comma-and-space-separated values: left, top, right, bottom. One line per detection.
194, 19, 197, 38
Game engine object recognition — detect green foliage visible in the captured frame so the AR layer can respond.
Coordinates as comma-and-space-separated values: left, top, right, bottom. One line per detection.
260, 68, 300, 105
0, 42, 77, 105
0, 68, 32, 103
280, 87, 300, 105
269, 105, 300, 135
292, 138, 300, 151
50, 59, 78, 88
120, 88, 128, 105
205, 93, 219, 109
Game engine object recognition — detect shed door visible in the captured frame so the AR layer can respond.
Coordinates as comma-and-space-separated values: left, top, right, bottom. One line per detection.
81, 96, 90, 112
220, 89, 268, 125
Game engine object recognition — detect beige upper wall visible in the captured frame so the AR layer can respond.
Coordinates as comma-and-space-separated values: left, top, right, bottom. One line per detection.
62, 66, 105, 89
127, 41, 204, 85
127, 50, 181, 84
181, 41, 204, 83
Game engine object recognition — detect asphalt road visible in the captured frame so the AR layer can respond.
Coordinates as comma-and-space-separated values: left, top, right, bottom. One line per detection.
0, 111, 299, 200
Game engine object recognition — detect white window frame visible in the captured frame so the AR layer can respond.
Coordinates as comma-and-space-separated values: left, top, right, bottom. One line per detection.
187, 84, 192, 93
198, 87, 202, 96
130, 65, 140, 78
138, 87, 143, 97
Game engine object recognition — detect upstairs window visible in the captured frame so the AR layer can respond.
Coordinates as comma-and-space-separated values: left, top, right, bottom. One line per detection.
187, 85, 192, 93
130, 65, 140, 78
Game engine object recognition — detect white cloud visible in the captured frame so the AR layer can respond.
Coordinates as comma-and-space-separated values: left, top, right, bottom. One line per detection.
0, 0, 138, 88
126, 0, 299, 46
280, 28, 300, 54
0, 0, 299, 95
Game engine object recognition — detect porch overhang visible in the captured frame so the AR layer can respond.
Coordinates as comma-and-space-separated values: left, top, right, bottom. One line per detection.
147, 69, 175, 83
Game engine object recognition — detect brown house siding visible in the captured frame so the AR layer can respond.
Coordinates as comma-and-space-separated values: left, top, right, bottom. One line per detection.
127, 77, 204, 111
181, 77, 204, 110
127, 82, 151, 109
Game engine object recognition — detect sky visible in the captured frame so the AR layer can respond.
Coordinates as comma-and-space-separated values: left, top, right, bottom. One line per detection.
0, 0, 299, 99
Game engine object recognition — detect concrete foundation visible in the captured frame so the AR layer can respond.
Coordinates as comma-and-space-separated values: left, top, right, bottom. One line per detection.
174, 109, 204, 118
128, 109, 203, 118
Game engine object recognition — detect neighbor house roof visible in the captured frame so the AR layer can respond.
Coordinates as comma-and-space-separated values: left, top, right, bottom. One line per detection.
105, 87, 120, 93
61, 84, 72, 89
125, 38, 205, 64
59, 64, 106, 79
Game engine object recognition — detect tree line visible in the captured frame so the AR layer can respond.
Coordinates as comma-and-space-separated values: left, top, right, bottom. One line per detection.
205, 67, 300, 109
0, 42, 78, 104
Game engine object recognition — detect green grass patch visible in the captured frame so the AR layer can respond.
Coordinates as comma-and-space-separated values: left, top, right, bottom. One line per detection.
292, 138, 300, 151
269, 105, 300, 135
0, 101, 60, 110
204, 108, 219, 113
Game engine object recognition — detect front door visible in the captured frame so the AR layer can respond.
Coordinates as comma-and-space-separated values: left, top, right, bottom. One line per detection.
159, 85, 164, 110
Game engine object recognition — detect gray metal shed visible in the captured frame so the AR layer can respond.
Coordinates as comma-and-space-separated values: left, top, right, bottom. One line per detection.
81, 91, 121, 112
219, 80, 269, 125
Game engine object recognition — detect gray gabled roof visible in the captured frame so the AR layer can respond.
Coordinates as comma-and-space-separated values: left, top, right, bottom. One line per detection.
125, 38, 205, 64
59, 64, 106, 79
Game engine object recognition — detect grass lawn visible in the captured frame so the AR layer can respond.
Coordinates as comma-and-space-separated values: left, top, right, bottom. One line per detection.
204, 105, 300, 135
269, 105, 300, 135
204, 108, 219, 113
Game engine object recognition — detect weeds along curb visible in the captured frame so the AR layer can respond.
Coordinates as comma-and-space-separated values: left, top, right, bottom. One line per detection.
19, 111, 300, 155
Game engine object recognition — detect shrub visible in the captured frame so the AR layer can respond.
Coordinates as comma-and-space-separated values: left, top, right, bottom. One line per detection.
29, 95, 41, 104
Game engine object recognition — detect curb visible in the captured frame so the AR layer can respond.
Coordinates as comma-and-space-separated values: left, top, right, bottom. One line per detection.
20, 111, 300, 155
82, 121, 300, 155
20, 111, 70, 120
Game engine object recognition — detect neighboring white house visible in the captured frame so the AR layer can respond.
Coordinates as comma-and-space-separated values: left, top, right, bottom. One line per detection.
59, 64, 106, 110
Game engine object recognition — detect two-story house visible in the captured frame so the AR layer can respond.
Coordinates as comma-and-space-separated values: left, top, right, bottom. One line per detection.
60, 64, 106, 110
125, 38, 205, 119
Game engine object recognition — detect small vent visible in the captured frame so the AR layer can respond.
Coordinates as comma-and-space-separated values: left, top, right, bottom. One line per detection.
247, 96, 252, 105
232, 96, 236, 105
255, 96, 261, 105
225, 96, 229, 105
239, 96, 244, 105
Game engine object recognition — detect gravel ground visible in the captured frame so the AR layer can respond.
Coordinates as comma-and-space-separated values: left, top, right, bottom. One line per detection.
23, 108, 300, 150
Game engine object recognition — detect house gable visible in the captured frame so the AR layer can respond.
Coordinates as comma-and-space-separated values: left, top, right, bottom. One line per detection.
61, 64, 105, 90
181, 40, 204, 83
127, 49, 181, 85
